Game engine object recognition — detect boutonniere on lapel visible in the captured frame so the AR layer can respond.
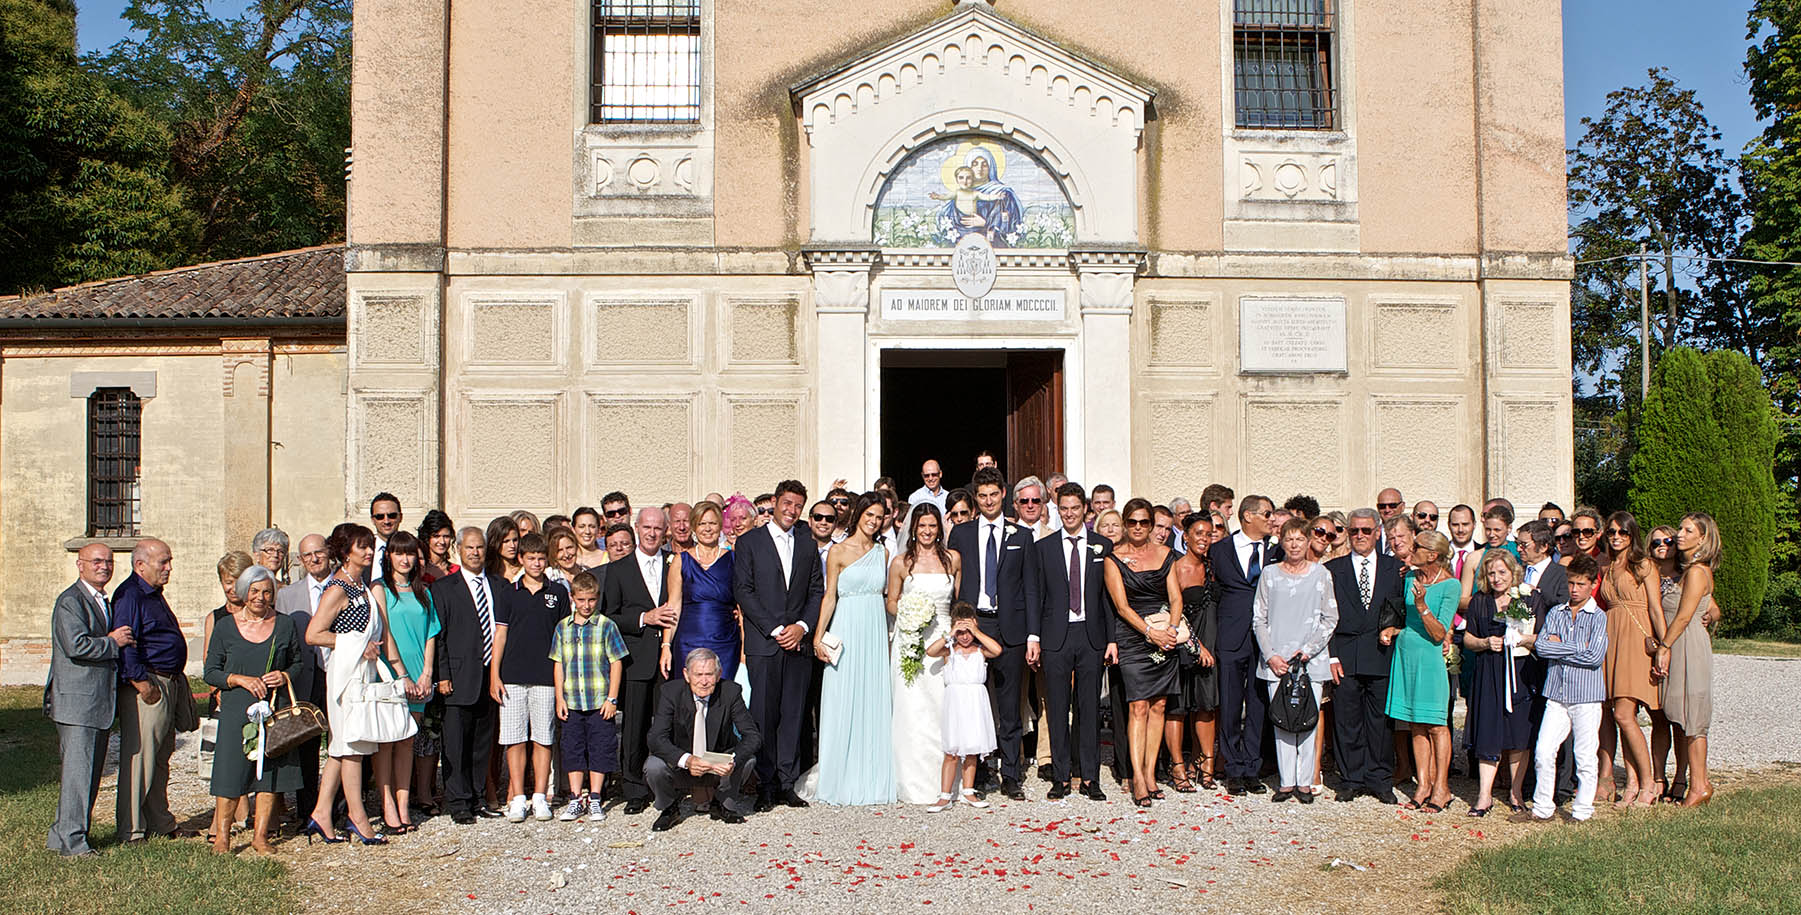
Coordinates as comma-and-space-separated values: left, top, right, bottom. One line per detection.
1090, 543, 1103, 556
1004, 524, 1017, 539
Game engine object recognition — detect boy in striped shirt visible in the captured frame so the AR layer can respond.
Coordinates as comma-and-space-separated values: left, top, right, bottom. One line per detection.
1515, 553, 1609, 823
551, 571, 628, 822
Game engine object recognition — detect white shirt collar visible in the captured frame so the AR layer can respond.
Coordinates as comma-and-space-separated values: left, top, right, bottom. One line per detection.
1528, 557, 1552, 575
81, 581, 109, 604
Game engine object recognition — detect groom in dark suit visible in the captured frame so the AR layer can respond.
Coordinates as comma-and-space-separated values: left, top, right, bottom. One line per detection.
948, 467, 1035, 799
732, 479, 824, 811
1208, 494, 1281, 794
602, 507, 677, 814
1325, 509, 1401, 803
1024, 482, 1113, 800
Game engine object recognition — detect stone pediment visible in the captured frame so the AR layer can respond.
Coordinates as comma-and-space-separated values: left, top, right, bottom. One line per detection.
793, 0, 1155, 246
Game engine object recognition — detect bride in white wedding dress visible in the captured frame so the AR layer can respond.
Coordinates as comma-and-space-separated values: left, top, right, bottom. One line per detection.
886, 504, 962, 805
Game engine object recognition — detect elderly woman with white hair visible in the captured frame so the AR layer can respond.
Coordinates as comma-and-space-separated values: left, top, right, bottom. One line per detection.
251, 527, 291, 586
202, 564, 305, 854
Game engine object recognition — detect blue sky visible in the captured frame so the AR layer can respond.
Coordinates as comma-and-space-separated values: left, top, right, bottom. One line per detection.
77, 0, 1764, 156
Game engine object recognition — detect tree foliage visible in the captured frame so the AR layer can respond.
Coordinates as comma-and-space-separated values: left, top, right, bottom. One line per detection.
1629, 347, 1777, 631
0, 0, 192, 292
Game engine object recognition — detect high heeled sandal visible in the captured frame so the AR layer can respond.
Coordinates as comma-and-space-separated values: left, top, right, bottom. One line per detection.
301, 817, 344, 845
344, 821, 389, 845
1168, 766, 1198, 793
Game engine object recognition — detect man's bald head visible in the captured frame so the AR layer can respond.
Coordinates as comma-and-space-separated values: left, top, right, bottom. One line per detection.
76, 542, 115, 589
131, 538, 172, 587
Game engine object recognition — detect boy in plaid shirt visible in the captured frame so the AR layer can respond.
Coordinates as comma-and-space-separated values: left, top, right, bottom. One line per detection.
550, 571, 628, 821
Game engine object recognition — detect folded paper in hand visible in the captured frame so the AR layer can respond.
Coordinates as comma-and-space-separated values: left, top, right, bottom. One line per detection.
699, 750, 734, 767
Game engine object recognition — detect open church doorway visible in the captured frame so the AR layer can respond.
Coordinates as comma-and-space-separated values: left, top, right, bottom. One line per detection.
878, 349, 1064, 495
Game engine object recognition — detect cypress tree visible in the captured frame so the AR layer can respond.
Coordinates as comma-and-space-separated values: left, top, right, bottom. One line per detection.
1629, 347, 1778, 629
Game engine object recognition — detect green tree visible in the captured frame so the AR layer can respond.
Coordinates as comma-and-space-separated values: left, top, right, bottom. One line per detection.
1743, 2, 1801, 573
0, 0, 192, 293
87, 0, 349, 260
1629, 347, 1777, 631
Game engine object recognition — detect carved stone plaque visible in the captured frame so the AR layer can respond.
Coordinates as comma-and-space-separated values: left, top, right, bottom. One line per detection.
1239, 295, 1347, 373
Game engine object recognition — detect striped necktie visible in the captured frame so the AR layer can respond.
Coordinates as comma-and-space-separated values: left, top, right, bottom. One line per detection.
474, 578, 494, 665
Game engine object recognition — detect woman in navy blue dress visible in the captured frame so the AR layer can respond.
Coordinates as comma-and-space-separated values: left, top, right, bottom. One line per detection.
662, 500, 741, 679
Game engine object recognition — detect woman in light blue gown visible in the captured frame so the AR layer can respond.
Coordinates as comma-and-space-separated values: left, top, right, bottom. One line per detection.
810, 492, 896, 805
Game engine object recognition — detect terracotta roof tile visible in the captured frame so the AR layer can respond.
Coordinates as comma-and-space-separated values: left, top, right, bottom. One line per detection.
0, 246, 344, 322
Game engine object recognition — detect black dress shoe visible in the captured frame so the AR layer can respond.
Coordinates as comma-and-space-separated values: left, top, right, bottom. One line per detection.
1297, 789, 1315, 804
1037, 764, 1056, 783
1244, 779, 1268, 794
708, 802, 745, 824
1046, 782, 1071, 800
1271, 788, 1293, 803
451, 811, 476, 825
651, 806, 681, 832
1334, 788, 1360, 803
624, 798, 651, 815
754, 793, 775, 813
1370, 788, 1400, 805
1226, 778, 1247, 796
1001, 779, 1026, 801
1079, 782, 1107, 802
475, 805, 505, 819
778, 790, 810, 808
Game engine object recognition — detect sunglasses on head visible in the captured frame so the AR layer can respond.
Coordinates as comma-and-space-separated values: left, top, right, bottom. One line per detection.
1313, 528, 1337, 541
373, 512, 399, 521
810, 513, 835, 523
1650, 537, 1675, 548
1415, 512, 1438, 522
1377, 501, 1402, 510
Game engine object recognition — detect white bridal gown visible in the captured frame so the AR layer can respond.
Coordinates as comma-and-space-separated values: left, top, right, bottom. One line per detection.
892, 570, 954, 804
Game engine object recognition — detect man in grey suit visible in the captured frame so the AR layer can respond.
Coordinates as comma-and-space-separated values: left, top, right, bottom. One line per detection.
275, 533, 331, 823
45, 543, 134, 856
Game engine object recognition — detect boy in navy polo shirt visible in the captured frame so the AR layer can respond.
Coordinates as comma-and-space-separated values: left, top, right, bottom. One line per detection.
492, 532, 571, 822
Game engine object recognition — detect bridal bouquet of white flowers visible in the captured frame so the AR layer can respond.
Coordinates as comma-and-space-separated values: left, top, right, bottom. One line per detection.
896, 591, 936, 685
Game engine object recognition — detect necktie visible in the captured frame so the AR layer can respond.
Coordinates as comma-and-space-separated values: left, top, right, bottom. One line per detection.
474, 578, 494, 665
693, 697, 708, 759
984, 523, 1000, 606
1248, 541, 1263, 582
1454, 548, 1467, 580
1524, 564, 1537, 586
1358, 556, 1372, 611
1068, 536, 1083, 619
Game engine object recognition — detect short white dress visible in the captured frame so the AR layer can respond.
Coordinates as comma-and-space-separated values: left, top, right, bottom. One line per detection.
941, 647, 997, 758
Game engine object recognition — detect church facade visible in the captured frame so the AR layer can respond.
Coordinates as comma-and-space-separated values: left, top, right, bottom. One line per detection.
346, 0, 1572, 525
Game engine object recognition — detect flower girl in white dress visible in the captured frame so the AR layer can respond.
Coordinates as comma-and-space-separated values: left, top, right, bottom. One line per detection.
924, 602, 1000, 813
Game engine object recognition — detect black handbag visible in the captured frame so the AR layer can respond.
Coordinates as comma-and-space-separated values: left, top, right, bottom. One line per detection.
1377, 593, 1405, 634
1268, 656, 1319, 733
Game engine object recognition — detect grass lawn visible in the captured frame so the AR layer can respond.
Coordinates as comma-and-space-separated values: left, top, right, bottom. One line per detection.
1712, 637, 1801, 658
1438, 784, 1801, 914
0, 685, 297, 915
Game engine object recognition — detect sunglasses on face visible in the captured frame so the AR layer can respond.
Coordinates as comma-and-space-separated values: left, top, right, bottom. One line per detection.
1574, 527, 1599, 537
1415, 512, 1438, 522
1650, 537, 1675, 548
830, 498, 850, 506
1606, 528, 1630, 537
1017, 497, 1044, 505
604, 508, 629, 518
756, 506, 774, 515
1313, 528, 1337, 541
1348, 526, 1376, 535
1124, 518, 1153, 528
1377, 501, 1402, 510
810, 513, 835, 523
373, 512, 399, 521
1556, 532, 1576, 541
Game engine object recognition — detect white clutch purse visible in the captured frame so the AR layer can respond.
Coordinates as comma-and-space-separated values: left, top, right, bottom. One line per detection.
817, 632, 844, 666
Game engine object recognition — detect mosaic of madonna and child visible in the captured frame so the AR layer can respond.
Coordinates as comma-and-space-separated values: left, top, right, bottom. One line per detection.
872, 137, 1076, 248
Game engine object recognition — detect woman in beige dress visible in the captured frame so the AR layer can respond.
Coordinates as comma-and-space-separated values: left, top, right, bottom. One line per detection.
1596, 512, 1665, 807
1654, 512, 1716, 808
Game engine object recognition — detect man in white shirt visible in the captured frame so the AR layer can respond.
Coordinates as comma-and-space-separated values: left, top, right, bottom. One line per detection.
947, 467, 1034, 799
1024, 483, 1114, 800
369, 493, 402, 578
907, 459, 949, 516
274, 532, 331, 823
601, 508, 677, 814
1013, 477, 1055, 540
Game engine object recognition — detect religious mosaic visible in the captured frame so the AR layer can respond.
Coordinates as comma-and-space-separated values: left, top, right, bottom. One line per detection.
872, 137, 1076, 248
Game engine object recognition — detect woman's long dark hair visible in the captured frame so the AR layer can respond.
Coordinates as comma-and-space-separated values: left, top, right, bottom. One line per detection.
903, 503, 953, 574
381, 530, 422, 595
1604, 510, 1647, 569
416, 509, 456, 564
483, 515, 520, 579
845, 492, 887, 547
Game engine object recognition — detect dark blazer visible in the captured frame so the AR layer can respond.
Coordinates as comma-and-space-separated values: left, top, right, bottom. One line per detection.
1209, 534, 1284, 655
1025, 530, 1114, 652
731, 523, 825, 658
45, 582, 119, 729
647, 678, 761, 768
603, 550, 675, 682
1525, 560, 1570, 630
430, 569, 507, 706
948, 517, 1034, 645
1325, 551, 1403, 678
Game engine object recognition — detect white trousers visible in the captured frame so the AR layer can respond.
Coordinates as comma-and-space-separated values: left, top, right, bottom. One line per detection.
1533, 699, 1601, 820
1267, 679, 1325, 790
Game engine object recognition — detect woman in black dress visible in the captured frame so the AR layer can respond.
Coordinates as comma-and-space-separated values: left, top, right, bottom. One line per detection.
204, 565, 303, 854
1103, 499, 1185, 806
1165, 512, 1220, 791
1459, 548, 1532, 815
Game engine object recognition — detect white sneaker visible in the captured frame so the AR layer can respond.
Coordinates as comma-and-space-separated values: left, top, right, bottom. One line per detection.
532, 795, 553, 821
559, 797, 586, 822
586, 802, 608, 823
506, 795, 528, 823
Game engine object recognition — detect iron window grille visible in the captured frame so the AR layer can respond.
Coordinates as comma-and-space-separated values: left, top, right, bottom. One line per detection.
1233, 0, 1337, 130
87, 387, 142, 538
591, 0, 702, 123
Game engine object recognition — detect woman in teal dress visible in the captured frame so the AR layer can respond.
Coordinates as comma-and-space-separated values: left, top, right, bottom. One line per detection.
1382, 530, 1460, 811
810, 493, 896, 805
374, 531, 440, 832
204, 565, 303, 854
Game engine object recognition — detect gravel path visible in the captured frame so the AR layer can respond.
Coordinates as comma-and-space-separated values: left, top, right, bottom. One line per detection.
144, 650, 1800, 913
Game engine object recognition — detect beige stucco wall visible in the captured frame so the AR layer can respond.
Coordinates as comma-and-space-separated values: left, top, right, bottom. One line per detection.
347, 0, 447, 246
0, 346, 348, 684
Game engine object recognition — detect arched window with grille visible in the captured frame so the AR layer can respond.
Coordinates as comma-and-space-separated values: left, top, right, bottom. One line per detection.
87, 388, 142, 538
